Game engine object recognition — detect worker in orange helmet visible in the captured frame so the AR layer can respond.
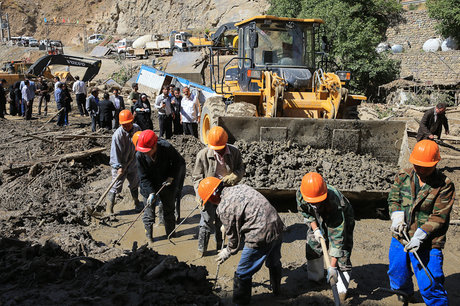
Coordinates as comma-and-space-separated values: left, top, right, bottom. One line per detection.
132, 131, 142, 146
297, 172, 355, 303
192, 126, 245, 257
107, 110, 143, 215
387, 140, 454, 305
197, 176, 285, 304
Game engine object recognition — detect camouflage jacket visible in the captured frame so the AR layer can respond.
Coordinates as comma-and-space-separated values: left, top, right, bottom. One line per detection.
297, 185, 355, 258
216, 184, 285, 255
388, 168, 455, 249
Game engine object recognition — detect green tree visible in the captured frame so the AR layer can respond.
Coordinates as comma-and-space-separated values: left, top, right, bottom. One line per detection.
427, 0, 460, 42
269, 0, 403, 100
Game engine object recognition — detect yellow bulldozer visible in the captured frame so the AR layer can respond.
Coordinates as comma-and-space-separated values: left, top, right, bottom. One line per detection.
199, 15, 409, 202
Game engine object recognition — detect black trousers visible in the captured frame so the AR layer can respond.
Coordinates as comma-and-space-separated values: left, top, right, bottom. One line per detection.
173, 113, 183, 135
76, 94, 88, 115
25, 99, 33, 120
158, 114, 173, 139
57, 106, 66, 126
183, 122, 198, 138
100, 119, 112, 130
142, 189, 176, 236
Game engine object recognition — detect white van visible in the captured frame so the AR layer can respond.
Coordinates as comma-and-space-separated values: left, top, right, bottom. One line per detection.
88, 34, 104, 44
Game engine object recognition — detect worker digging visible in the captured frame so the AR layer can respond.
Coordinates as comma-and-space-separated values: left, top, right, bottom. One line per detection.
0, 11, 459, 306
193, 126, 245, 257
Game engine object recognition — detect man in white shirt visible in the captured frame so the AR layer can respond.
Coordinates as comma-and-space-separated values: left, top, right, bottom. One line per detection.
72, 76, 88, 116
154, 85, 174, 139
180, 86, 200, 138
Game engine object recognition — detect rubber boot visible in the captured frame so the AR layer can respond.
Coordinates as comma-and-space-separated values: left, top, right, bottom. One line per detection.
307, 256, 324, 282
233, 273, 252, 305
106, 191, 116, 215
197, 227, 210, 257
269, 266, 282, 296
144, 223, 154, 244
164, 219, 176, 238
130, 188, 143, 213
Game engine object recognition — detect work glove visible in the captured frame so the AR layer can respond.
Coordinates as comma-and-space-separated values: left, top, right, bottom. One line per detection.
147, 193, 156, 206
165, 177, 174, 186
405, 228, 427, 253
390, 211, 406, 237
216, 248, 231, 264
313, 228, 324, 243
222, 173, 239, 186
327, 266, 338, 284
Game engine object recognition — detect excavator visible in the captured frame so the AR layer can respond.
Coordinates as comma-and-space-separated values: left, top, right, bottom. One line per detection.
27, 54, 102, 82
198, 15, 409, 204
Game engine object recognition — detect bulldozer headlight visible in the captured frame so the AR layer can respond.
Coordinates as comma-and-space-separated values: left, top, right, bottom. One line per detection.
336, 71, 351, 81
247, 69, 261, 79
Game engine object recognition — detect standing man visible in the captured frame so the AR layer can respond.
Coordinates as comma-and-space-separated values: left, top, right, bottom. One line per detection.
0, 79, 7, 118
387, 140, 455, 305
86, 88, 100, 132
13, 80, 22, 116
54, 82, 66, 126
171, 87, 183, 135
154, 85, 174, 139
296, 172, 355, 302
193, 126, 245, 256
197, 177, 284, 304
36, 77, 50, 116
98, 92, 116, 130
72, 76, 88, 116
110, 88, 125, 129
135, 130, 186, 242
21, 80, 33, 120
180, 86, 200, 138
416, 103, 450, 142
107, 110, 143, 214
54, 76, 61, 90
128, 83, 140, 109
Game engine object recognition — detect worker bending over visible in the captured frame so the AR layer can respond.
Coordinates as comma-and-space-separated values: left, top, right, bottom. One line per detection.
388, 140, 454, 305
107, 110, 142, 214
297, 172, 355, 303
198, 177, 284, 304
135, 130, 185, 243
193, 126, 245, 256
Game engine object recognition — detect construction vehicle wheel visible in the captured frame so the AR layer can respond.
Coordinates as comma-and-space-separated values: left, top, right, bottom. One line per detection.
199, 96, 226, 144
343, 106, 359, 119
225, 102, 257, 117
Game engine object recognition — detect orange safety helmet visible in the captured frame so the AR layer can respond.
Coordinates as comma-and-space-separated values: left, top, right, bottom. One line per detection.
136, 130, 158, 153
409, 139, 441, 167
132, 131, 142, 146
198, 177, 222, 205
300, 172, 328, 203
207, 126, 228, 150
119, 109, 134, 124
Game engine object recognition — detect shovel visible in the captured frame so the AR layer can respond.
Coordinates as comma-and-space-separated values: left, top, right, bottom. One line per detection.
319, 236, 341, 306
86, 172, 123, 216
167, 201, 201, 244
113, 180, 170, 246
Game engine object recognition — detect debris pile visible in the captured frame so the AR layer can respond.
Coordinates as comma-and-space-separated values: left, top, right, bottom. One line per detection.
236, 140, 397, 191
0, 237, 220, 305
169, 135, 205, 175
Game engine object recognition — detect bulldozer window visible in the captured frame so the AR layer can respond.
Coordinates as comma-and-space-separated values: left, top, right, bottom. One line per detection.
253, 22, 314, 68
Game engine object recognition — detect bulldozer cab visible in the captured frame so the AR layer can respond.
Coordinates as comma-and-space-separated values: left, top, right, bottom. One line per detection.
234, 16, 321, 92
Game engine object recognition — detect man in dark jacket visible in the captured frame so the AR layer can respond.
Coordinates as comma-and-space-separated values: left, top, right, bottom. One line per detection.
99, 92, 116, 129
86, 88, 100, 132
54, 83, 65, 126
0, 79, 7, 118
110, 88, 125, 129
36, 77, 50, 116
171, 87, 183, 135
416, 103, 450, 142
135, 130, 186, 242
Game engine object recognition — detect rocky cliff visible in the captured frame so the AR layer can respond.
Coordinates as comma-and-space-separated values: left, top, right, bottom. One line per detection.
2, 0, 269, 44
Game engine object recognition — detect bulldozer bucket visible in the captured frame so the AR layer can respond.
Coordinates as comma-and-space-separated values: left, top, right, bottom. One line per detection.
218, 116, 410, 206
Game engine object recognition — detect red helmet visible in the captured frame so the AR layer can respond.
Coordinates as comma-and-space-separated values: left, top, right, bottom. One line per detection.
136, 130, 158, 152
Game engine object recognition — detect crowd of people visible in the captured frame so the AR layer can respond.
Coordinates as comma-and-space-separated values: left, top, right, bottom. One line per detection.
0, 76, 202, 139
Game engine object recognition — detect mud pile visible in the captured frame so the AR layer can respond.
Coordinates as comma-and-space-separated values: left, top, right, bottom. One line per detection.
169, 135, 205, 175
236, 140, 397, 191
0, 119, 113, 256
0, 237, 220, 305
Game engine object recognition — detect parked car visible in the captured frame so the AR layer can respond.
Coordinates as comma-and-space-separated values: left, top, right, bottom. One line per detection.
28, 38, 39, 47
88, 34, 104, 44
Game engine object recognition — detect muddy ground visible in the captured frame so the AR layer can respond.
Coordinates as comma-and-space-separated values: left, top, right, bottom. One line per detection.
0, 95, 459, 305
